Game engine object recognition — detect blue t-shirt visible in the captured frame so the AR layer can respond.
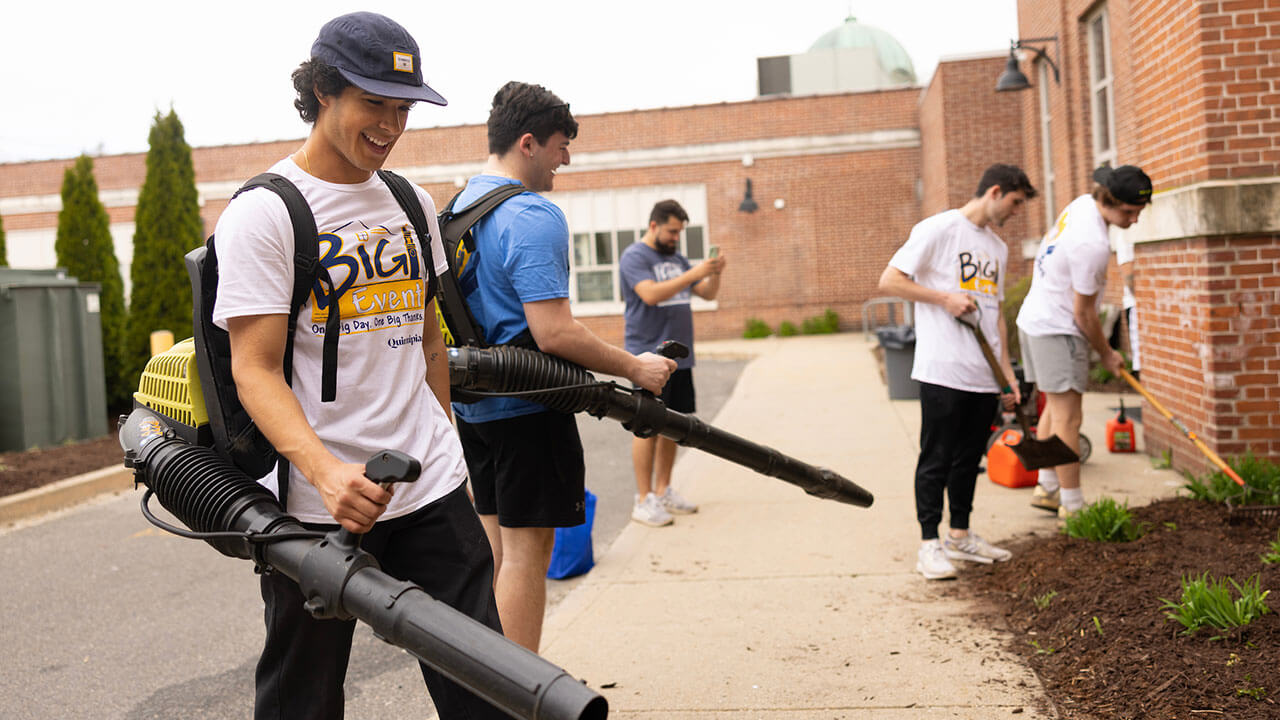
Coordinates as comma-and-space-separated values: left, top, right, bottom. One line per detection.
451, 175, 571, 423
619, 242, 696, 370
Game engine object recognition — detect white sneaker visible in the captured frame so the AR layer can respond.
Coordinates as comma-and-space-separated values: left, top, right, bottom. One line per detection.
943, 532, 1013, 564
916, 540, 958, 580
631, 493, 674, 527
659, 487, 698, 515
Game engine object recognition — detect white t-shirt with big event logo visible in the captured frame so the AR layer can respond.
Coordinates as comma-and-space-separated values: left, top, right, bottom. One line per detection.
212, 158, 467, 524
889, 209, 1008, 393
1017, 194, 1112, 338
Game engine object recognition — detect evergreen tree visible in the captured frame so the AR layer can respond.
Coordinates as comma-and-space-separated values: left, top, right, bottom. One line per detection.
126, 109, 204, 392
0, 212, 8, 266
56, 155, 131, 411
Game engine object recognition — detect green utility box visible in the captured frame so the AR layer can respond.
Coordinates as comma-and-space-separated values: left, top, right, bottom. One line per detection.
0, 269, 108, 452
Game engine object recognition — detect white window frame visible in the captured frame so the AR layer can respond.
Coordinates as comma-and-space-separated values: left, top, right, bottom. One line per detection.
1086, 5, 1117, 168
547, 185, 714, 317
1037, 59, 1057, 231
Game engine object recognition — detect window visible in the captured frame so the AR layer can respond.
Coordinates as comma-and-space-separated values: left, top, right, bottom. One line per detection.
1086, 6, 1116, 168
1037, 60, 1057, 230
547, 185, 711, 315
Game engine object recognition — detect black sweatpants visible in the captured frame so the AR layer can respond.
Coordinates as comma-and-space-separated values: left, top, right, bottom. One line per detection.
254, 483, 508, 720
914, 382, 1000, 541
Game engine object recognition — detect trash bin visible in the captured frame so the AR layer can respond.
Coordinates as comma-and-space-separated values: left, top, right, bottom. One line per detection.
875, 325, 919, 400
0, 270, 108, 451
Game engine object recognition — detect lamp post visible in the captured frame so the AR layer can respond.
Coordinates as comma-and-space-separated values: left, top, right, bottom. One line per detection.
995, 36, 1060, 92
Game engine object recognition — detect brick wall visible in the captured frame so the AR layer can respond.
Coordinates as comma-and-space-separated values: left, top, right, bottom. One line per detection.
0, 89, 924, 346
1137, 235, 1280, 470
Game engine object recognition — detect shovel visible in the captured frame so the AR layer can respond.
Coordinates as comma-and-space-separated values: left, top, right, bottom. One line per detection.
1117, 368, 1245, 487
958, 315, 1080, 470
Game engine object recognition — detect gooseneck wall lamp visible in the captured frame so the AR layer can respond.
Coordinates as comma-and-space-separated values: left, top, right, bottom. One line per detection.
995, 36, 1060, 92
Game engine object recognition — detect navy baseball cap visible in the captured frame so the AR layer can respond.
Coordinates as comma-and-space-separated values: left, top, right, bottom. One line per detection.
311, 12, 447, 106
1092, 164, 1153, 206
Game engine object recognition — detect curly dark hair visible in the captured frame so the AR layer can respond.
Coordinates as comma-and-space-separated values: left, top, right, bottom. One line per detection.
486, 81, 579, 155
291, 59, 351, 124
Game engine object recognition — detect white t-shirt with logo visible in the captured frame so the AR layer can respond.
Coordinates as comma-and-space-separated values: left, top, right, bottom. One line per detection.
889, 209, 1008, 393
1114, 232, 1136, 310
1017, 194, 1112, 338
212, 158, 467, 524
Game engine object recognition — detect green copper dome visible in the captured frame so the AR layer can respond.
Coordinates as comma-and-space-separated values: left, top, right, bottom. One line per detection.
809, 16, 917, 84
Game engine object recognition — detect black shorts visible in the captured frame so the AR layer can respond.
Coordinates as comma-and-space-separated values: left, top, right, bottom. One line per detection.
456, 410, 586, 528
663, 368, 696, 413
640, 368, 696, 413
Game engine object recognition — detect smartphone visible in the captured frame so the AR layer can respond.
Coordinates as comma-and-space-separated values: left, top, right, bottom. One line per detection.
708, 245, 720, 259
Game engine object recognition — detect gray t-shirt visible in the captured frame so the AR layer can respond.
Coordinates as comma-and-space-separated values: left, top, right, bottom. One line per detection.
619, 242, 695, 370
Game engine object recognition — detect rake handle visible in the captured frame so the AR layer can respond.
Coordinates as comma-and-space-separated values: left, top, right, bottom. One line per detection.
1118, 368, 1244, 487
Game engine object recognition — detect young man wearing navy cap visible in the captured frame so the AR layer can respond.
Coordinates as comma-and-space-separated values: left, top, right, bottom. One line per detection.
212, 12, 506, 719
1017, 164, 1153, 523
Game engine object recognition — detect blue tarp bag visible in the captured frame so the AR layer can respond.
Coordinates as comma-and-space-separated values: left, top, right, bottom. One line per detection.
546, 489, 596, 579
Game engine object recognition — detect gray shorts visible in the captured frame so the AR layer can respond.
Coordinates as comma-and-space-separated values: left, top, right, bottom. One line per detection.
1019, 331, 1089, 394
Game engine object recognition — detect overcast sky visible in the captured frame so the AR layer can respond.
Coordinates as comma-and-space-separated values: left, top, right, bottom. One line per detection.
1, 0, 1018, 164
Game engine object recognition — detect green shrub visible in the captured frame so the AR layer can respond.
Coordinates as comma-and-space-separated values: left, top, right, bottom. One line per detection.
1261, 529, 1280, 565
1060, 497, 1149, 542
1183, 451, 1280, 506
1160, 572, 1271, 637
743, 317, 772, 339
1002, 276, 1031, 360
778, 320, 799, 336
801, 308, 839, 335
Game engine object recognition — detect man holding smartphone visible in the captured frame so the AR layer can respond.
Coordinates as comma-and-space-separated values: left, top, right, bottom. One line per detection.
619, 200, 726, 526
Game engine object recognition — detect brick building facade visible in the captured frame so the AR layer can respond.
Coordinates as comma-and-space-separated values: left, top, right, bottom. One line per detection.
1010, 0, 1280, 469
0, 63, 1029, 349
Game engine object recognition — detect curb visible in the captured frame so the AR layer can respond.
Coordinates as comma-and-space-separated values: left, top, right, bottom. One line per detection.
0, 465, 133, 525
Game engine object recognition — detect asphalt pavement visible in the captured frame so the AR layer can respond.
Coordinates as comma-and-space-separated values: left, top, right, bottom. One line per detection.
0, 355, 749, 720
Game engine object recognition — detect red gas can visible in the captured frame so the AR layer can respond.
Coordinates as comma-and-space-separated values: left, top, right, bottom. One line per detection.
1107, 399, 1137, 453
987, 427, 1039, 488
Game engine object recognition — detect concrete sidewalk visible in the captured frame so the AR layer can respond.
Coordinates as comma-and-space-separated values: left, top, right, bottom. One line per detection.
539, 333, 1183, 718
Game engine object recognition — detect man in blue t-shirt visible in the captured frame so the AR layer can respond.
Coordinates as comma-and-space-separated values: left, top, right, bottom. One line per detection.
452, 81, 675, 652
619, 200, 725, 527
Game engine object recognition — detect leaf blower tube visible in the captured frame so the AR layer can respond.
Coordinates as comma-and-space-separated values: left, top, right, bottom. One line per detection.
446, 345, 874, 509
118, 407, 606, 720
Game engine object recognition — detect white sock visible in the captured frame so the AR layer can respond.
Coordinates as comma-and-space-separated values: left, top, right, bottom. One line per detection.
1060, 487, 1085, 511
1038, 468, 1060, 493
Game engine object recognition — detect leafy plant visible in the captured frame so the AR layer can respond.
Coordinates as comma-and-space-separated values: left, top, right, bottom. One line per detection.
778, 320, 799, 337
801, 308, 839, 335
1092, 616, 1104, 636
1183, 451, 1280, 506
1032, 590, 1058, 610
1060, 497, 1149, 542
1160, 572, 1271, 637
1027, 639, 1056, 655
1089, 364, 1115, 385
1151, 448, 1172, 470
743, 317, 772, 338
1236, 675, 1267, 700
1001, 276, 1031, 360
1262, 529, 1280, 565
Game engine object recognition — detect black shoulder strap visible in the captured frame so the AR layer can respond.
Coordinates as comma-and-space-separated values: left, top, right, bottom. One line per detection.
230, 173, 338, 510
232, 173, 341, 403
375, 170, 438, 306
441, 182, 528, 254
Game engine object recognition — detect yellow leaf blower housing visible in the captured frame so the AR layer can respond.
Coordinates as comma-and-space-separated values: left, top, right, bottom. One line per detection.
132, 337, 212, 446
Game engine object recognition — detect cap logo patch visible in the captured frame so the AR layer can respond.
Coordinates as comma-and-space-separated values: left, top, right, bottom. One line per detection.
393, 52, 413, 73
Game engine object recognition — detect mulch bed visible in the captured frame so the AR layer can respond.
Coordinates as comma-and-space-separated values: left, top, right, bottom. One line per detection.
0, 434, 124, 497
949, 497, 1280, 719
